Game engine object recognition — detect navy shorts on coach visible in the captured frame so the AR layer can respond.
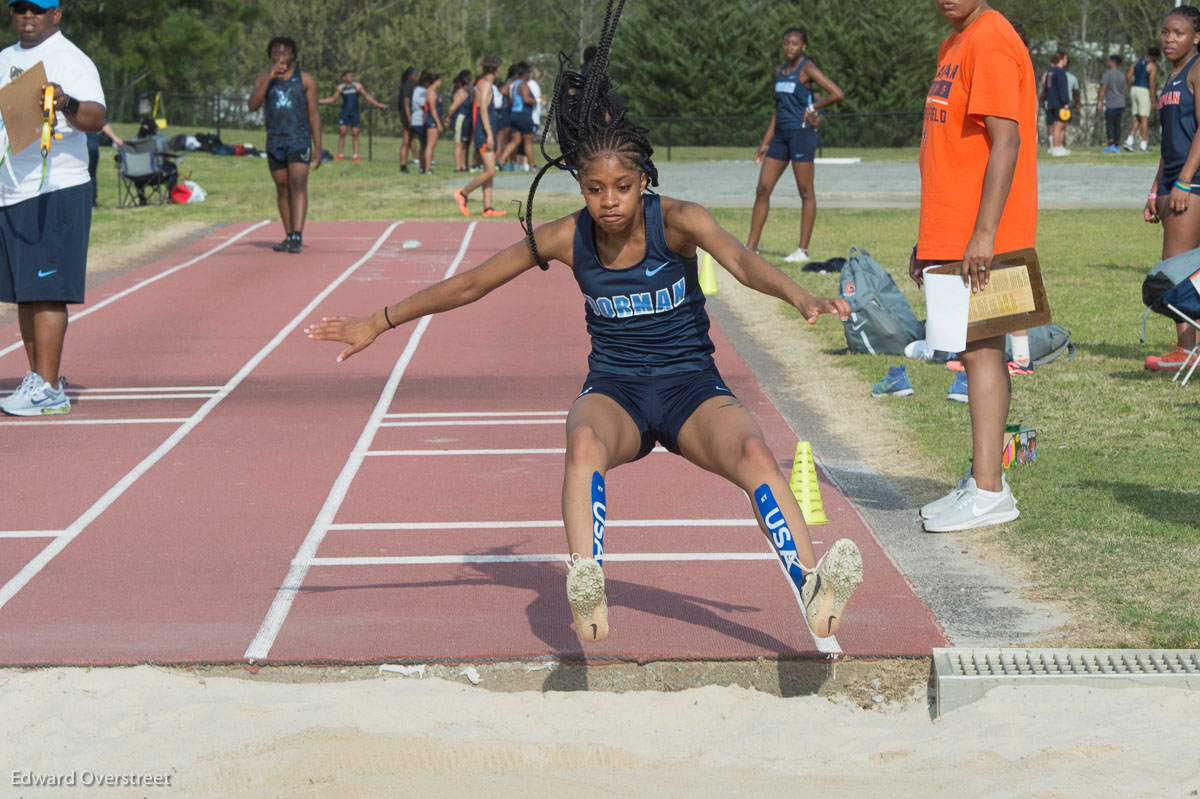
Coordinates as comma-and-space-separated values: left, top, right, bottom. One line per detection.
576, 366, 737, 460
0, 182, 92, 304
765, 127, 819, 163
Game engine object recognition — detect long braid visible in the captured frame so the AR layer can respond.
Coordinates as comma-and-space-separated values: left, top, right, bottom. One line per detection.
519, 0, 658, 270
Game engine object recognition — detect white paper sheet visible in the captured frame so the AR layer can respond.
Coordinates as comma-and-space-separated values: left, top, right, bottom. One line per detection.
923, 266, 970, 353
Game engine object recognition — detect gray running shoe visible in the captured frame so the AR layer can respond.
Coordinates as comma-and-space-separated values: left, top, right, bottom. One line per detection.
920, 476, 975, 519
923, 482, 1019, 533
566, 555, 608, 642
801, 538, 863, 638
1, 373, 69, 416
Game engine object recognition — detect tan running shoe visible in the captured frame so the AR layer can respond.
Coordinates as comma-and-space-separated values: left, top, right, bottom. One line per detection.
801, 539, 863, 638
566, 555, 608, 643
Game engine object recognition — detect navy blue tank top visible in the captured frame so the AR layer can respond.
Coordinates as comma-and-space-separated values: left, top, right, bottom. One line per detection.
774, 58, 813, 132
572, 193, 715, 376
266, 68, 311, 147
1160, 56, 1199, 175
340, 82, 360, 115
1134, 58, 1150, 89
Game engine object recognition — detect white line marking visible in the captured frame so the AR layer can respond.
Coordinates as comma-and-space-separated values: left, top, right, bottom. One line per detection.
0, 222, 406, 615
1, 221, 271, 360
300, 553, 778, 566
66, 393, 217, 401
69, 386, 225, 393
379, 419, 564, 427
328, 519, 763, 530
383, 411, 568, 418
0, 530, 63, 539
363, 447, 669, 456
245, 223, 477, 662
0, 418, 190, 427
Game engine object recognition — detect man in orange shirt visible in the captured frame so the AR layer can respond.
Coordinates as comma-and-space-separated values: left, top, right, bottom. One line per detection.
910, 0, 1038, 532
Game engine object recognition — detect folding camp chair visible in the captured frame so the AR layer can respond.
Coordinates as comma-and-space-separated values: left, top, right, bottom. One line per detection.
1142, 251, 1200, 385
1161, 270, 1200, 386
115, 139, 170, 207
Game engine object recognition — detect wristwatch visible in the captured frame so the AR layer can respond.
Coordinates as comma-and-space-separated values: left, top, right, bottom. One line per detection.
62, 94, 79, 116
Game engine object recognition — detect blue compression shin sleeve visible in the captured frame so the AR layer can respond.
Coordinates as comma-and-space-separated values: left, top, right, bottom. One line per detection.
755, 483, 806, 589
591, 471, 606, 565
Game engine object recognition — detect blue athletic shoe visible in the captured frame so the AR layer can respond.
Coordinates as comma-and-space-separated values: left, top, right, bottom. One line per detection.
947, 370, 968, 403
870, 365, 914, 398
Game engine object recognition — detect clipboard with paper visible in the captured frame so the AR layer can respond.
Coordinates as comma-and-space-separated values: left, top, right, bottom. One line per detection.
0, 61, 49, 156
923, 247, 1051, 347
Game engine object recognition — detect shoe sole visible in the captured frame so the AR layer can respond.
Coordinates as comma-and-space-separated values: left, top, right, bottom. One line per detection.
453, 191, 470, 217
802, 539, 862, 638
566, 557, 608, 642
947, 393, 968, 402
871, 388, 914, 398
2, 402, 70, 417
1145, 361, 1186, 371
923, 506, 1020, 533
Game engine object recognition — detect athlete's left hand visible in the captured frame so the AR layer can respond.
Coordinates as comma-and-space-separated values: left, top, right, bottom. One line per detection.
305, 313, 386, 362
1169, 185, 1190, 215
798, 295, 850, 324
803, 109, 822, 129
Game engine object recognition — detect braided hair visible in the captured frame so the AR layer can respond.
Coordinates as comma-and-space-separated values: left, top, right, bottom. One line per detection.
518, 0, 659, 270
1167, 4, 1200, 36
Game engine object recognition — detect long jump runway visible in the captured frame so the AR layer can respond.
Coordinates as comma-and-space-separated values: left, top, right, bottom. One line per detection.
0, 220, 945, 665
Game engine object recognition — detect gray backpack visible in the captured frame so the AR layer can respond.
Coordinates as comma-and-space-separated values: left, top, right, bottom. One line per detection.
839, 247, 923, 355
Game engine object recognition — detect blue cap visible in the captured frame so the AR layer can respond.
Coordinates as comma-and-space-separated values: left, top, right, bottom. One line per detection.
8, 0, 60, 8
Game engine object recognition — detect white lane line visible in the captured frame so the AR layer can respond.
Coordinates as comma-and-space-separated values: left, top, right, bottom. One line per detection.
0, 418, 190, 426
362, 447, 669, 456
301, 553, 778, 566
66, 394, 217, 401
1, 221, 271, 359
245, 223, 477, 662
328, 519, 763, 531
0, 530, 63, 539
69, 386, 225, 393
378, 419, 564, 427
0, 222, 406, 615
383, 411, 568, 418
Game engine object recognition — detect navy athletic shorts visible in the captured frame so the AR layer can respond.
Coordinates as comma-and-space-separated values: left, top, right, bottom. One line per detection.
339, 111, 361, 128
267, 143, 313, 171
765, 127, 819, 163
0, 182, 91, 304
511, 109, 535, 135
576, 366, 738, 461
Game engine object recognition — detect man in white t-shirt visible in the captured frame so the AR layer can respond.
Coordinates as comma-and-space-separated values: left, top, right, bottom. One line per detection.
0, 0, 105, 416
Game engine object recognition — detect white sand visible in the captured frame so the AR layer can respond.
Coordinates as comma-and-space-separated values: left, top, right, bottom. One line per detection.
3, 666, 1197, 798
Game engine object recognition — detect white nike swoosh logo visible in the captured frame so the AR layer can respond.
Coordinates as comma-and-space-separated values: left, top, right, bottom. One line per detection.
645, 261, 670, 276
715, 385, 729, 392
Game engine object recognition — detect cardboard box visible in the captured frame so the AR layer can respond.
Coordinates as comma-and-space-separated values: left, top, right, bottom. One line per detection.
1002, 424, 1036, 469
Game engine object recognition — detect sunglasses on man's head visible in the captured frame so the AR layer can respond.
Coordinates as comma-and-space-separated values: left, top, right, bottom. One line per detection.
10, 3, 52, 14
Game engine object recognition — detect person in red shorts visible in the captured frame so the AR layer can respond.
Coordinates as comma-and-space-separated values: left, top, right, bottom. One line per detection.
910, 0, 1037, 532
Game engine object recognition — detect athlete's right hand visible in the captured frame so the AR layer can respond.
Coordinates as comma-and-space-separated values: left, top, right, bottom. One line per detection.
754, 143, 768, 165
1145, 197, 1161, 224
305, 313, 386, 362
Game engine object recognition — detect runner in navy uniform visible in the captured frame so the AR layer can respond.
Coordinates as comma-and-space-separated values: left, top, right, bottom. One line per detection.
308, 1, 864, 645
248, 36, 321, 253
746, 27, 844, 264
1143, 6, 1200, 370
319, 70, 388, 162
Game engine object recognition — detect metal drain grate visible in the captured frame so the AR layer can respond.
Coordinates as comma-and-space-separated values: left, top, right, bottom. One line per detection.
933, 648, 1200, 716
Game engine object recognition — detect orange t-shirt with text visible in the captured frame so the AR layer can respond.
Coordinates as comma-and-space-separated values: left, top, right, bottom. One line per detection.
917, 10, 1038, 261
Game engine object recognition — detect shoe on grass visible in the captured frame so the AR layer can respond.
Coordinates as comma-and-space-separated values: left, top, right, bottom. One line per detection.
923, 481, 1019, 532
783, 247, 810, 263
947, 370, 968, 402
1145, 346, 1191, 371
801, 538, 863, 638
870, 365, 914, 397
566, 555, 608, 643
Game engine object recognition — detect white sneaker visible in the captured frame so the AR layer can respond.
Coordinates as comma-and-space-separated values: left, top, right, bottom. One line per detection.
801, 538, 863, 638
923, 481, 1019, 532
1124, 135, 1135, 152
1, 373, 69, 416
566, 555, 608, 642
920, 476, 975, 520
783, 247, 810, 263
1049, 146, 1071, 157
1139, 140, 1149, 152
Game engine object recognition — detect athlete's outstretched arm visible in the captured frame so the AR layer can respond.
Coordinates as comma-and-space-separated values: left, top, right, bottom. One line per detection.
665, 199, 849, 324
306, 217, 575, 361
318, 84, 343, 105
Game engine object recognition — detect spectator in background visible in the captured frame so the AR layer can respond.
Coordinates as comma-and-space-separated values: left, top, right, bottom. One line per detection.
0, 0, 107, 417
1127, 46, 1160, 152
446, 69, 474, 172
1040, 50, 1071, 156
319, 70, 388, 163
1098, 55, 1127, 154
86, 122, 123, 206
398, 67, 418, 173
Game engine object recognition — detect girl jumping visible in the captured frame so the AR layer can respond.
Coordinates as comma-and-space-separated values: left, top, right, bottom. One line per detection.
308, 0, 863, 644
746, 27, 844, 263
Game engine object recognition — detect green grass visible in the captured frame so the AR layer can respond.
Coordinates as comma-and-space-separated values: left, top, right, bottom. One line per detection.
88, 139, 1200, 648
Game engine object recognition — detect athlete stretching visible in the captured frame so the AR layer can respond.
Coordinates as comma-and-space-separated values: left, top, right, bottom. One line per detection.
307, 0, 863, 645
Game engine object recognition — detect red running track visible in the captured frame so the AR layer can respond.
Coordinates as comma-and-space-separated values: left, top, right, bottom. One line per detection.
0, 220, 945, 665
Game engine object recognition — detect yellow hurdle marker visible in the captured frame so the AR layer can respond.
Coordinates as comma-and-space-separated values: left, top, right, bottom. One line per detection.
698, 249, 718, 295
789, 441, 828, 525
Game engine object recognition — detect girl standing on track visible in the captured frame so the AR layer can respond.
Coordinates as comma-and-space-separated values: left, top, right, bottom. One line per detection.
910, 0, 1037, 532
1143, 5, 1200, 372
453, 55, 507, 217
307, 0, 863, 645
448, 70, 475, 172
746, 27, 844, 263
